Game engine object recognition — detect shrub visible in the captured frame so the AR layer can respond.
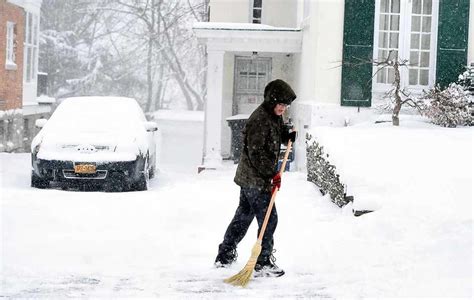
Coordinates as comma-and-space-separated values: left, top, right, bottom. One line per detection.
306, 133, 350, 208
420, 83, 472, 127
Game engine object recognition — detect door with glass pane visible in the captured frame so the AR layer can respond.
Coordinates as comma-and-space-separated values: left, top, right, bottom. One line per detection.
373, 0, 439, 92
233, 57, 272, 115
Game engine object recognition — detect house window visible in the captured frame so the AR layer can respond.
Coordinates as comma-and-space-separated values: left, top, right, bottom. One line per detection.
252, 0, 262, 24
373, 0, 438, 91
5, 22, 16, 68
24, 12, 39, 83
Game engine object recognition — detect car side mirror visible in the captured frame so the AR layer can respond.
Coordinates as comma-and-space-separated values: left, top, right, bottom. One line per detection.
35, 118, 48, 128
144, 121, 158, 132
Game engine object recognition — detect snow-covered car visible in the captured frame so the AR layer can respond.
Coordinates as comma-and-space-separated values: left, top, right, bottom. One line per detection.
31, 96, 158, 192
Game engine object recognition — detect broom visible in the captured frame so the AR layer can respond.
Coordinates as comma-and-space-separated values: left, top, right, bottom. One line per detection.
224, 140, 293, 287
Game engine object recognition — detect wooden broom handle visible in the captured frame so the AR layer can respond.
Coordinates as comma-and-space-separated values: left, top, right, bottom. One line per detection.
257, 140, 293, 242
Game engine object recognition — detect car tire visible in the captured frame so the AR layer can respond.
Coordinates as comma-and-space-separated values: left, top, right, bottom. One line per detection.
132, 157, 149, 191
31, 171, 49, 189
104, 172, 127, 193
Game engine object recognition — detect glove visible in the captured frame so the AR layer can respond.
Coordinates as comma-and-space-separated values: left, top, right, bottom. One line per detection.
272, 172, 281, 190
288, 131, 297, 143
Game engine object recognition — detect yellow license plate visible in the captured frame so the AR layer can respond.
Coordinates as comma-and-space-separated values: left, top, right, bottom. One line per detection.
74, 164, 96, 174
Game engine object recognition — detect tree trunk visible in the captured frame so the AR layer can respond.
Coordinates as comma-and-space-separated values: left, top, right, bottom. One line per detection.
145, 0, 156, 112
392, 61, 402, 126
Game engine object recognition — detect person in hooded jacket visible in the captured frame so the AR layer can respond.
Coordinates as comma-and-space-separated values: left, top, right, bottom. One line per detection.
214, 79, 297, 277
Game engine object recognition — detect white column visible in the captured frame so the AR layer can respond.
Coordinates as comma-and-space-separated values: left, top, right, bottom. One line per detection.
203, 49, 225, 168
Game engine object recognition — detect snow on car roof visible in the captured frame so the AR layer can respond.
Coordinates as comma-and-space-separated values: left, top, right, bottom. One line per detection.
33, 96, 151, 160
48, 96, 146, 128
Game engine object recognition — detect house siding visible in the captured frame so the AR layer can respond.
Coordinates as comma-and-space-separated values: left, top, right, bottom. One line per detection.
0, 0, 25, 111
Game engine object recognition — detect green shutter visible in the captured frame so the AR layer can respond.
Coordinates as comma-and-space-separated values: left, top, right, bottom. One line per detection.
341, 0, 375, 107
436, 0, 470, 88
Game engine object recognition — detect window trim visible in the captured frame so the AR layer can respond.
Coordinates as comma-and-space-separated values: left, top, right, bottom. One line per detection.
24, 12, 39, 83
372, 0, 440, 95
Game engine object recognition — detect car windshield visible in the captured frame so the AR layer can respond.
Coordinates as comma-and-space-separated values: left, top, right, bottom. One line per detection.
46, 97, 145, 133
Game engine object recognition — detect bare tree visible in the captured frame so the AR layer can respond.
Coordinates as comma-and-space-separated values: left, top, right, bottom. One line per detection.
342, 50, 423, 126
372, 51, 423, 126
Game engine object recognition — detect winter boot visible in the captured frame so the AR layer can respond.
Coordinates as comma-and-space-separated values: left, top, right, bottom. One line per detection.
254, 252, 285, 277
214, 244, 237, 268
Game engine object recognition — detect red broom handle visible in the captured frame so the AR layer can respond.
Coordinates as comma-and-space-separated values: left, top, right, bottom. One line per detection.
257, 140, 293, 242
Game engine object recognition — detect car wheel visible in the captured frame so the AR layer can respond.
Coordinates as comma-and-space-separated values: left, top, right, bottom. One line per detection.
132, 157, 149, 191
31, 171, 49, 189
104, 172, 127, 193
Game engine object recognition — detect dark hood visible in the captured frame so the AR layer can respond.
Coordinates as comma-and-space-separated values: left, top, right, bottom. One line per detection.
263, 79, 297, 108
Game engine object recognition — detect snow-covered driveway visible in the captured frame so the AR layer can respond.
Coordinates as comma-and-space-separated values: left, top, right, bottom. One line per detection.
1, 153, 334, 299
1, 115, 472, 298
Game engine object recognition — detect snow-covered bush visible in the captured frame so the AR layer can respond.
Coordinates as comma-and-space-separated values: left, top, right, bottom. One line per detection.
457, 64, 474, 94
306, 133, 350, 208
420, 83, 472, 127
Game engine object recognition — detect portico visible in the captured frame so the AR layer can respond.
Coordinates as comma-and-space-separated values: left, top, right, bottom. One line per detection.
193, 22, 302, 169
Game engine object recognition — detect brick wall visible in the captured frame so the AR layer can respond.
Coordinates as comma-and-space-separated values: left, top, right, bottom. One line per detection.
0, 0, 25, 111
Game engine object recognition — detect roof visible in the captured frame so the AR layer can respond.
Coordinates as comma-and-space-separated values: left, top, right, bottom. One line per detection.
193, 22, 302, 53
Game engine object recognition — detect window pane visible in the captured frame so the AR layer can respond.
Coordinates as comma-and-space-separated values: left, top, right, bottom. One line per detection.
381, 0, 389, 13
422, 16, 431, 32
410, 51, 419, 66
420, 52, 430, 67
389, 50, 398, 60
421, 34, 430, 50
253, 0, 262, 8
253, 9, 261, 18
409, 69, 418, 85
379, 50, 387, 61
390, 32, 399, 48
412, 16, 421, 32
388, 68, 395, 82
33, 15, 38, 45
420, 70, 429, 85
28, 13, 33, 44
412, 0, 422, 14
391, 0, 400, 13
32, 48, 37, 80
252, 19, 260, 24
377, 68, 386, 83
380, 14, 389, 30
423, 0, 432, 14
411, 33, 420, 49
379, 32, 388, 48
390, 15, 399, 30
26, 47, 32, 81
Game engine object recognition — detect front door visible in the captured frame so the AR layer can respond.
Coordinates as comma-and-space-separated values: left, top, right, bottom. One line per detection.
233, 56, 272, 115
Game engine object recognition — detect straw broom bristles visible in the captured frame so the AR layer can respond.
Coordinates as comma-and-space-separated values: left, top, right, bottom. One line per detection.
223, 241, 262, 287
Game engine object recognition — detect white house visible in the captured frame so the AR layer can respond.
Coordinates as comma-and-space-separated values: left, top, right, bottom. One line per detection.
193, 0, 473, 170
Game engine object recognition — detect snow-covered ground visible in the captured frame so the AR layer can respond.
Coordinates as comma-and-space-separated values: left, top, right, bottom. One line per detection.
1, 113, 472, 299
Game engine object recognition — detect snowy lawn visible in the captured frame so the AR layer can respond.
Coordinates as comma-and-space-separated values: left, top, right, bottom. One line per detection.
1, 115, 472, 298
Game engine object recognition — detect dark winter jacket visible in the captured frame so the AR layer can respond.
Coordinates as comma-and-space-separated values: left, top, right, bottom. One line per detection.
234, 79, 296, 191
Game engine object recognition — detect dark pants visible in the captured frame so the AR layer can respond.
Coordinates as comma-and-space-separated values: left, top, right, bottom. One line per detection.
219, 187, 278, 260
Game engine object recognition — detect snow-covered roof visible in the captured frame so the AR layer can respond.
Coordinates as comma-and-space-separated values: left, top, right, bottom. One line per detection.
193, 22, 302, 53
193, 22, 300, 32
